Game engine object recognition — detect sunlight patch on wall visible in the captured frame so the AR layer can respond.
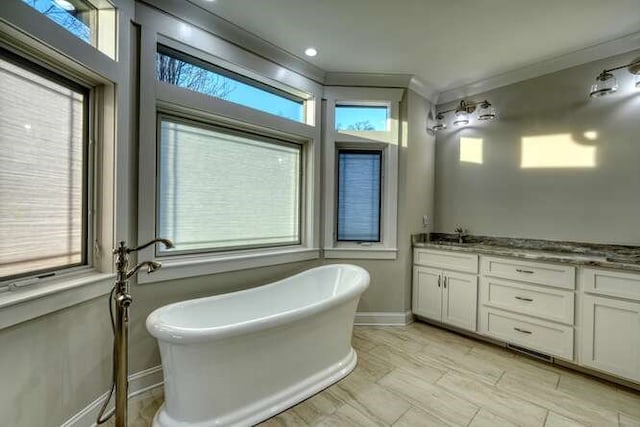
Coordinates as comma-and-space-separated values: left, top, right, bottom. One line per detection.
459, 137, 483, 164
521, 133, 596, 168
583, 130, 598, 141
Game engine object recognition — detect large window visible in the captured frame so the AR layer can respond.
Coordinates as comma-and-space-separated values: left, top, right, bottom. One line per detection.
0, 50, 88, 280
156, 46, 306, 123
157, 116, 302, 254
337, 150, 382, 242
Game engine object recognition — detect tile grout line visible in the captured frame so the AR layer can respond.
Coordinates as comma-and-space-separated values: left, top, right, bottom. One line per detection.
464, 407, 481, 427
389, 405, 412, 426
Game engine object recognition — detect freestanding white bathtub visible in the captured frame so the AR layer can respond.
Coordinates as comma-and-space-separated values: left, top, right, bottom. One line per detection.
146, 264, 369, 427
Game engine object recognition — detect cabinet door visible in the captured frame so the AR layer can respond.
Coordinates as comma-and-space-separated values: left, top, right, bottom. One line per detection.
442, 271, 478, 331
581, 295, 640, 382
412, 266, 442, 321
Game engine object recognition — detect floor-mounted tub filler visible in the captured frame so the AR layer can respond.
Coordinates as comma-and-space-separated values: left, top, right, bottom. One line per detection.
146, 264, 370, 427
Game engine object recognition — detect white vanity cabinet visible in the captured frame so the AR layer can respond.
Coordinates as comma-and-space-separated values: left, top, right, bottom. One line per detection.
580, 268, 640, 382
479, 256, 576, 360
413, 249, 478, 331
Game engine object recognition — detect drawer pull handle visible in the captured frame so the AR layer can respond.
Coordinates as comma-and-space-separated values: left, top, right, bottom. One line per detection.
515, 296, 534, 302
514, 327, 532, 335
516, 269, 534, 274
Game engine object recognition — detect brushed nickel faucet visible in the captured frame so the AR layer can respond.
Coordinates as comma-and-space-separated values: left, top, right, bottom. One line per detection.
454, 226, 467, 244
96, 238, 174, 427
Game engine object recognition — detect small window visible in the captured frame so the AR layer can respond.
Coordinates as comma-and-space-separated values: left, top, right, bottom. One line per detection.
157, 116, 302, 254
0, 50, 88, 280
335, 105, 388, 131
21, 0, 116, 57
336, 150, 382, 242
156, 46, 306, 123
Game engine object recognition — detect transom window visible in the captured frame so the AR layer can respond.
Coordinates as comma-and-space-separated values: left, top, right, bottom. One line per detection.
0, 50, 89, 280
156, 46, 306, 123
21, 0, 117, 58
335, 105, 389, 131
157, 116, 303, 255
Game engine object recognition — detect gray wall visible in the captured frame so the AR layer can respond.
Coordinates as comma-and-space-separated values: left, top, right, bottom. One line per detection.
434, 49, 640, 244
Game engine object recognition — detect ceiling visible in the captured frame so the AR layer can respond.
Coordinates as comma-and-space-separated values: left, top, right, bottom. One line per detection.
191, 0, 640, 94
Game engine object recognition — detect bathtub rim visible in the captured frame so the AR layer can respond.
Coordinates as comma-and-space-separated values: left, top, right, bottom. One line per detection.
146, 264, 369, 344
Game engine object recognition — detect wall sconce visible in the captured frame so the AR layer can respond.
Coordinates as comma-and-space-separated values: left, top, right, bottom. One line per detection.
590, 58, 640, 98
430, 99, 496, 132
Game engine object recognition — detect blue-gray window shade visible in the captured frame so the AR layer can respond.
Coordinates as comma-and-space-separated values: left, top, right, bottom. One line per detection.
337, 150, 382, 242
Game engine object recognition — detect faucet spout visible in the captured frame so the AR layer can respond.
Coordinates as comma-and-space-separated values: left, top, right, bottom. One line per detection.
126, 261, 162, 280
127, 238, 174, 254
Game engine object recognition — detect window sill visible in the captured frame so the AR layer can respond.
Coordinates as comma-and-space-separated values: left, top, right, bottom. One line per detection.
0, 269, 114, 330
324, 248, 398, 260
137, 247, 321, 284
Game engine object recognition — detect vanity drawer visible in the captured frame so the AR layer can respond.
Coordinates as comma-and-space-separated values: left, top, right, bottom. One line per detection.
414, 249, 478, 273
581, 268, 640, 301
481, 257, 575, 289
480, 277, 574, 325
481, 308, 573, 360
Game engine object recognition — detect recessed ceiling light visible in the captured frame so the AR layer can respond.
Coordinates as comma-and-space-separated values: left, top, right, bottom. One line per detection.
304, 48, 318, 57
53, 0, 76, 11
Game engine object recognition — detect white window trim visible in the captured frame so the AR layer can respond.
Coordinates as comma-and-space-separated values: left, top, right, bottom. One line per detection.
136, 4, 322, 283
0, 0, 133, 328
323, 86, 403, 260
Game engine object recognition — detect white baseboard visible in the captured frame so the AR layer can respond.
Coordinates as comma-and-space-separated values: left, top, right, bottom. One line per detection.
354, 311, 413, 326
61, 365, 164, 427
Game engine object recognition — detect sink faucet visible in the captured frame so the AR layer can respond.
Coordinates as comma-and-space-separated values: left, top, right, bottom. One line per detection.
454, 227, 466, 244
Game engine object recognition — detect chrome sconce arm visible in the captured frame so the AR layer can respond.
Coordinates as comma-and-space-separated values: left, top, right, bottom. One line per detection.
590, 58, 640, 98
430, 99, 497, 132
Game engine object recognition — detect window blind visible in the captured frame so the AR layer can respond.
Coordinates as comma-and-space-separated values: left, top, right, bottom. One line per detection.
158, 118, 302, 253
337, 150, 382, 242
0, 55, 86, 280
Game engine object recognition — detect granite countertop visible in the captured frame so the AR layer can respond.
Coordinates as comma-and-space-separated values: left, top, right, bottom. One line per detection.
412, 233, 640, 273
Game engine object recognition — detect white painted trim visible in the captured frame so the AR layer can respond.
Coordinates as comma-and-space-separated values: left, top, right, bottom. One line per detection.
322, 87, 401, 258
354, 311, 414, 326
138, 248, 321, 284
324, 248, 398, 260
325, 72, 412, 89
138, 0, 326, 84
61, 366, 164, 427
438, 30, 640, 104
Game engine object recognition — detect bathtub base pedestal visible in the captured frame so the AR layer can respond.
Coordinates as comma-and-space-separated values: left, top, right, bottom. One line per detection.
152, 348, 358, 427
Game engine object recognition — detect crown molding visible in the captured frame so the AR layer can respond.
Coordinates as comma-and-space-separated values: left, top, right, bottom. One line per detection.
324, 72, 412, 88
437, 30, 640, 105
408, 76, 439, 105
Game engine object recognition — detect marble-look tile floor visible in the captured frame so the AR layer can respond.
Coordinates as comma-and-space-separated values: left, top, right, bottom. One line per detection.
124, 323, 640, 426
